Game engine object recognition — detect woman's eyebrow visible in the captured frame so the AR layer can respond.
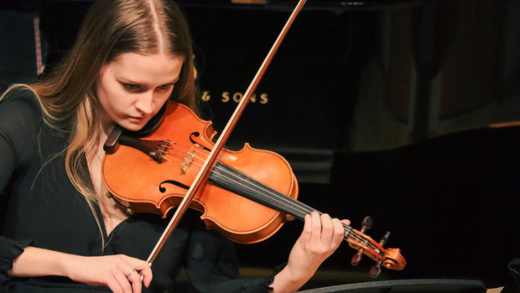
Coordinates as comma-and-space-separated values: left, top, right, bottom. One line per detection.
117, 77, 141, 84
118, 76, 180, 85
169, 76, 180, 84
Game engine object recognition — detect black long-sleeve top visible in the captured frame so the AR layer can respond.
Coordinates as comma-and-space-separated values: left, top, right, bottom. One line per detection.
0, 89, 278, 292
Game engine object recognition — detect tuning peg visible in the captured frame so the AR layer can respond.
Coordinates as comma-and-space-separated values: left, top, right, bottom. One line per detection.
370, 260, 382, 278
351, 250, 363, 266
351, 217, 373, 266
367, 232, 392, 277
379, 231, 390, 246
360, 216, 372, 233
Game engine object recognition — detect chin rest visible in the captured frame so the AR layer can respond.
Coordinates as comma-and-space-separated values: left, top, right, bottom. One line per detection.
103, 102, 168, 154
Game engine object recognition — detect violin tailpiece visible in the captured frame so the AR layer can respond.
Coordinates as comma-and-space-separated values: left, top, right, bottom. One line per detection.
118, 135, 166, 163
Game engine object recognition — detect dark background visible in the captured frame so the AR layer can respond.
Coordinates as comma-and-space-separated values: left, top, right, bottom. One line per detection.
1, 0, 519, 291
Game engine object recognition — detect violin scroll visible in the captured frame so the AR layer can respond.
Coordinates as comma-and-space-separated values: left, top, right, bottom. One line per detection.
346, 217, 406, 277
382, 248, 406, 270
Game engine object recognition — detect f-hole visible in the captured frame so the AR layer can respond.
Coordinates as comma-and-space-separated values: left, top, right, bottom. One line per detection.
159, 180, 190, 193
190, 132, 211, 152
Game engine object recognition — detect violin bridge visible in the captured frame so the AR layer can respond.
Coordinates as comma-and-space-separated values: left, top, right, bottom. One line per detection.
181, 148, 197, 173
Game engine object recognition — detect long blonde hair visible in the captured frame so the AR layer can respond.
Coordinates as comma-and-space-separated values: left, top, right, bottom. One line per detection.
2, 0, 198, 247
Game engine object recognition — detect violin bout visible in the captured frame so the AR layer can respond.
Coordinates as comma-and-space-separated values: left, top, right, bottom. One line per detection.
102, 102, 298, 244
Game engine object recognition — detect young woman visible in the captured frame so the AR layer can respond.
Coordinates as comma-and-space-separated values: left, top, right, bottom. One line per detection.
0, 0, 349, 292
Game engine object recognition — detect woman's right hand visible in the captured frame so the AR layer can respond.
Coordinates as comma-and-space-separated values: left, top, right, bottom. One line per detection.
11, 247, 152, 293
66, 254, 152, 293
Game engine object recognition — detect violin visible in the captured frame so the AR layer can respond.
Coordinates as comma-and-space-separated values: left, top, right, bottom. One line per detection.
102, 101, 406, 277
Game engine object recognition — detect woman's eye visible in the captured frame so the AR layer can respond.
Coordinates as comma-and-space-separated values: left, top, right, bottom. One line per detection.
157, 84, 172, 91
123, 83, 139, 91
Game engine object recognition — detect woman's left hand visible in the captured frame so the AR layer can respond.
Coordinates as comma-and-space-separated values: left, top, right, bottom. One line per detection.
271, 211, 349, 293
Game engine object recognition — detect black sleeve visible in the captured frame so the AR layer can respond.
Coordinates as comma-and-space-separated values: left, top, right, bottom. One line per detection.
0, 88, 41, 279
0, 237, 35, 280
184, 217, 285, 293
0, 88, 40, 192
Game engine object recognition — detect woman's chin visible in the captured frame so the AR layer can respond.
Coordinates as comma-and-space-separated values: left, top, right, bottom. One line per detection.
120, 120, 147, 131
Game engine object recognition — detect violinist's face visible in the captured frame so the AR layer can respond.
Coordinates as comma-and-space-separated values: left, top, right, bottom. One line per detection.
97, 52, 184, 131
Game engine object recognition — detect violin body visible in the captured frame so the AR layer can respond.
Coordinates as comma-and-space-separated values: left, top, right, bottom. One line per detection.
103, 101, 298, 244
103, 101, 406, 273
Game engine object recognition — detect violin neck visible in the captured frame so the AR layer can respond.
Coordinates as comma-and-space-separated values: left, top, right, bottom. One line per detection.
209, 162, 352, 238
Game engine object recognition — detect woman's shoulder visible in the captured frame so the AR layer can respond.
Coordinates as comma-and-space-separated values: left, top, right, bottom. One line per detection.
0, 86, 44, 162
0, 86, 43, 119
0, 86, 46, 139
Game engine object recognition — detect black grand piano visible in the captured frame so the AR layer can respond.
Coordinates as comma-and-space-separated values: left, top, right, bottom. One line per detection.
1, 0, 519, 291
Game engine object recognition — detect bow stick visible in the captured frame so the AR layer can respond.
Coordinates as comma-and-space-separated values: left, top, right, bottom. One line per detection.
147, 0, 308, 266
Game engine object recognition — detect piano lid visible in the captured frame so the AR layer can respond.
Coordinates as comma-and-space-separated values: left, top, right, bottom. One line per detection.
180, 0, 520, 153
16, 0, 520, 183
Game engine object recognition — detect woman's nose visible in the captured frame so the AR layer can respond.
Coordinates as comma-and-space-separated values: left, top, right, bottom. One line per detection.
135, 91, 154, 115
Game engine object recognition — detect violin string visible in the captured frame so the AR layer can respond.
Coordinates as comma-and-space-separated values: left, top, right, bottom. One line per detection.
159, 143, 210, 168
161, 144, 199, 157
212, 166, 319, 217
155, 153, 370, 245
156, 146, 366, 243
162, 149, 321, 221
160, 147, 375, 249
152, 142, 379, 251
208, 165, 377, 249
178, 167, 373, 250
163, 149, 331, 223
161, 142, 209, 158
182, 158, 374, 248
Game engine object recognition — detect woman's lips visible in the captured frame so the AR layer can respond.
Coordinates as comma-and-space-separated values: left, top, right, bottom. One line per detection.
128, 116, 147, 123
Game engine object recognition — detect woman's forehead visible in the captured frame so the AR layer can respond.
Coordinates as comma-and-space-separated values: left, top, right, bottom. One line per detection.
105, 53, 184, 83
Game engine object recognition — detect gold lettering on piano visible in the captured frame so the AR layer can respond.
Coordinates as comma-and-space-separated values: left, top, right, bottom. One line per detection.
201, 91, 210, 101
260, 93, 268, 104
203, 91, 269, 104
233, 92, 243, 103
222, 91, 230, 102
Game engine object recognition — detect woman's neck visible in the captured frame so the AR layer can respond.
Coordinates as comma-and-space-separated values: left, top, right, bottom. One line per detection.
98, 109, 116, 151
